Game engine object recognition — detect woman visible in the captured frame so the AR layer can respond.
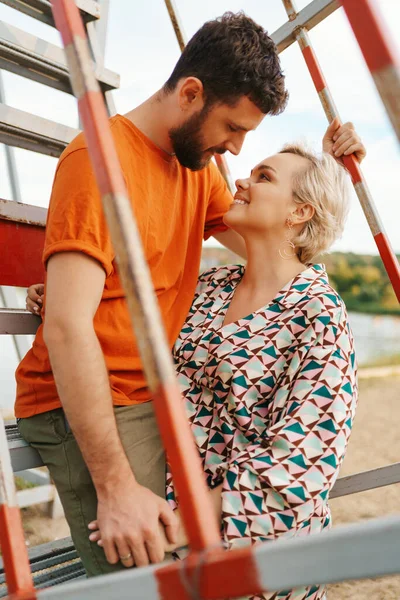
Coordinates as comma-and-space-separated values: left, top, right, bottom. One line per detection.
159, 143, 358, 600
27, 129, 362, 600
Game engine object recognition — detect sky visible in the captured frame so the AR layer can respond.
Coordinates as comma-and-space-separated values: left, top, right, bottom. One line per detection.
0, 0, 399, 411
0, 0, 399, 255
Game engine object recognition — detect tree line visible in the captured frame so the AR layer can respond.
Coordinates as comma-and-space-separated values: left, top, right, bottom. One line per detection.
201, 248, 400, 316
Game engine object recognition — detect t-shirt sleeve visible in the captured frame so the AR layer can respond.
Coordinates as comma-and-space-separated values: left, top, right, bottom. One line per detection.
203, 161, 233, 241
43, 148, 115, 277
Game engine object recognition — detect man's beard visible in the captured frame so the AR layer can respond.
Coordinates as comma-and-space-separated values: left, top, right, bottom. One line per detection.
169, 106, 226, 171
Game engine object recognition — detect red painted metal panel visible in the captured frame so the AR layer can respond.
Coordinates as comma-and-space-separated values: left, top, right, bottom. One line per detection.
0, 221, 45, 288
156, 545, 262, 599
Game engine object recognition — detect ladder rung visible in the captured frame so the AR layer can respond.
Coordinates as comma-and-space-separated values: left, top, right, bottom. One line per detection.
0, 0, 100, 27
7, 437, 43, 471
0, 198, 47, 226
0, 21, 120, 94
0, 308, 41, 335
271, 0, 339, 53
0, 103, 78, 156
0, 536, 84, 597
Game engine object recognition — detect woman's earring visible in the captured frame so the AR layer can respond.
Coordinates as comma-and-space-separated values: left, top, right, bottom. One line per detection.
278, 218, 297, 260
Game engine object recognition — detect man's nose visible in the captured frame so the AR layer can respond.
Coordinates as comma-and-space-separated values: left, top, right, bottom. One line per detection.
226, 135, 245, 156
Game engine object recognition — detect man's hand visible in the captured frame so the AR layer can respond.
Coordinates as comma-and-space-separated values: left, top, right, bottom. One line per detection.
322, 117, 366, 163
26, 283, 44, 314
89, 503, 186, 565
93, 479, 179, 568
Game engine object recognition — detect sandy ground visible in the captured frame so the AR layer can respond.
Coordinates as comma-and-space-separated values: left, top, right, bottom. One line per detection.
19, 375, 400, 598
327, 375, 400, 599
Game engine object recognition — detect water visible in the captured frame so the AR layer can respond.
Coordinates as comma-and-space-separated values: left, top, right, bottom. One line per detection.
1, 312, 399, 416
348, 312, 400, 367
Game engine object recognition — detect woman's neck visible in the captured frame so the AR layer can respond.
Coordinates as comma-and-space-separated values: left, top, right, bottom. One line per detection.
241, 235, 306, 293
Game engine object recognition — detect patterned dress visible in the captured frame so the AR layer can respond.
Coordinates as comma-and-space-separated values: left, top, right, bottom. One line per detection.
166, 264, 358, 600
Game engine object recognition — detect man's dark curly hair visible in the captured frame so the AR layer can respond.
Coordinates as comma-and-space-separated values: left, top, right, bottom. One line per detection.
164, 12, 288, 116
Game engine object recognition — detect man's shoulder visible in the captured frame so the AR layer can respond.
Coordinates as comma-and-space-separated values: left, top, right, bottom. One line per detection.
58, 115, 129, 168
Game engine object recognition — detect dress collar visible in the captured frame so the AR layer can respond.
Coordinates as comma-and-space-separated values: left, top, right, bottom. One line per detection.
273, 264, 329, 309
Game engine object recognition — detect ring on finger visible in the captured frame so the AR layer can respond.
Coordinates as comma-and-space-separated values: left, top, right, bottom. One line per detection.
119, 552, 132, 562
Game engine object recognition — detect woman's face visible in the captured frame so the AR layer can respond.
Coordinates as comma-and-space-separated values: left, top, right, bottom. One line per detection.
224, 152, 311, 238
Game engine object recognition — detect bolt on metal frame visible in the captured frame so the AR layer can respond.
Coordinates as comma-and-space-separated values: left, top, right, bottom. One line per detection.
1, 0, 400, 598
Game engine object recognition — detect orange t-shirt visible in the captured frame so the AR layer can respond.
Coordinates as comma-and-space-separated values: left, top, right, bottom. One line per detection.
15, 115, 232, 418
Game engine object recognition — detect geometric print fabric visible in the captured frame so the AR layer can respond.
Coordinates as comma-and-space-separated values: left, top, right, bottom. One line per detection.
167, 264, 358, 600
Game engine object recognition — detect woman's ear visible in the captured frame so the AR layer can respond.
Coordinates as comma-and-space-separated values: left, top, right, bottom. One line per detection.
291, 203, 315, 225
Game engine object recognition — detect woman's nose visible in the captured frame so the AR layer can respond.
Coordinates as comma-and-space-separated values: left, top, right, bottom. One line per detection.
235, 178, 248, 191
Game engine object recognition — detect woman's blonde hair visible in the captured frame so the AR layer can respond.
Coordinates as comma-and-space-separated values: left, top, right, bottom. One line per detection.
279, 143, 350, 264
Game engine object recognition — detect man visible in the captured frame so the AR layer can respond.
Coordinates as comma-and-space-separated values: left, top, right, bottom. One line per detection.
15, 12, 288, 576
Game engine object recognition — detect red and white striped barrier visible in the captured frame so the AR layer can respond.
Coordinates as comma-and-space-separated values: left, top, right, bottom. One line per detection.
0, 414, 35, 598
341, 0, 400, 144
282, 0, 400, 303
50, 0, 220, 553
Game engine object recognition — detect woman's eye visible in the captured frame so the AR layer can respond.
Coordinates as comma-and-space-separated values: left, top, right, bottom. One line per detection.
260, 173, 270, 182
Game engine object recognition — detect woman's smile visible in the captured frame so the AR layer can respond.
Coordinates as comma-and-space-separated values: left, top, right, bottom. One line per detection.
232, 199, 249, 206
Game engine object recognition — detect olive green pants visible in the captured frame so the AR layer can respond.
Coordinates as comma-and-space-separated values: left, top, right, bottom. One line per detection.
18, 402, 167, 577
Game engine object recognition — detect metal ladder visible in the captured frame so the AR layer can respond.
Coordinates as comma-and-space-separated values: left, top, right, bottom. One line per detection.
1, 1, 400, 599
0, 3, 118, 596
0, 0, 118, 155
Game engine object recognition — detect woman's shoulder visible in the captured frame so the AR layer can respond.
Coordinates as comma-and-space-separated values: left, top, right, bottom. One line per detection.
298, 264, 350, 331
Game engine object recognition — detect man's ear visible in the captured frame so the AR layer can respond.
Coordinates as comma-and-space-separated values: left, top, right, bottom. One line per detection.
178, 77, 205, 112
291, 203, 315, 225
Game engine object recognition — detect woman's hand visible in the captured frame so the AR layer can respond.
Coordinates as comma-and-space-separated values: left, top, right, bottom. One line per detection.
322, 117, 366, 163
26, 283, 44, 315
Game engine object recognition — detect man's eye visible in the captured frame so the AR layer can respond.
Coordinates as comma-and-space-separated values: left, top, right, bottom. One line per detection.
228, 125, 238, 132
